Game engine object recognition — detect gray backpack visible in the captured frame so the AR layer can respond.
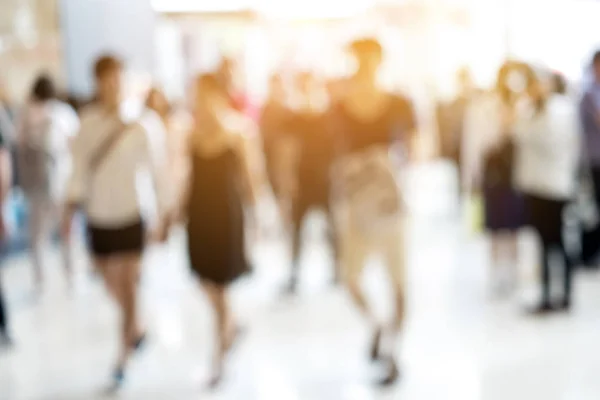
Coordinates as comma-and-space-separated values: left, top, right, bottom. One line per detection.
18, 109, 54, 200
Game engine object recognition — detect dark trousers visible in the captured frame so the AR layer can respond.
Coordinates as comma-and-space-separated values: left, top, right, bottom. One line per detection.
581, 167, 600, 264
0, 280, 7, 335
291, 196, 338, 282
526, 194, 571, 306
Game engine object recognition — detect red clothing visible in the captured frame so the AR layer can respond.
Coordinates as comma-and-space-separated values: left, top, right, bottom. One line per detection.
230, 93, 259, 123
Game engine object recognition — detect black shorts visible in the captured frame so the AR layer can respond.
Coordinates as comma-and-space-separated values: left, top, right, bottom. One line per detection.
87, 219, 145, 258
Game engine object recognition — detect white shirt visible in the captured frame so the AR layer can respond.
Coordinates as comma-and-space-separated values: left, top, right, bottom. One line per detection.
461, 93, 506, 190
17, 100, 79, 155
67, 103, 169, 227
514, 96, 580, 200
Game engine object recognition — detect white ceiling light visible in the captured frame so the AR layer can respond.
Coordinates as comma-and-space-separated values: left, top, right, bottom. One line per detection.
255, 0, 373, 19
151, 0, 250, 13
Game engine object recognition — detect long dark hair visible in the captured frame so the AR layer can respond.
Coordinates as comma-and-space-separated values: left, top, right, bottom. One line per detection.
31, 74, 56, 102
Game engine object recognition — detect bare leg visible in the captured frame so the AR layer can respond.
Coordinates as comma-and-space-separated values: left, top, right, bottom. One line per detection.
61, 233, 73, 288
507, 232, 519, 292
381, 226, 405, 386
120, 254, 144, 361
287, 203, 306, 294
201, 281, 231, 387
340, 224, 380, 361
324, 204, 340, 284
28, 198, 46, 292
98, 256, 135, 386
489, 234, 503, 295
59, 208, 74, 288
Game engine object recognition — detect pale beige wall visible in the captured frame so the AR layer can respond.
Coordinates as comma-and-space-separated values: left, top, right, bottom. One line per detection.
0, 0, 62, 103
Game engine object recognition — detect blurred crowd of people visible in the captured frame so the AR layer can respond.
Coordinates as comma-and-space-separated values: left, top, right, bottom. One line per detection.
0, 35, 599, 393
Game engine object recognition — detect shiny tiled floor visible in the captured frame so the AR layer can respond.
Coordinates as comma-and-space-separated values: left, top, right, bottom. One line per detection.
1, 162, 600, 400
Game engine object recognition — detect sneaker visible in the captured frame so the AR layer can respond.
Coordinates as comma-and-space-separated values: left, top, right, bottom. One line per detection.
0, 333, 13, 350
378, 356, 400, 387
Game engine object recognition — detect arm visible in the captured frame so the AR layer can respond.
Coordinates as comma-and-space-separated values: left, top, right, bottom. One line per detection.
461, 99, 480, 192
0, 146, 10, 240
0, 105, 15, 145
234, 133, 257, 208
175, 131, 193, 223
140, 120, 171, 224
0, 147, 11, 201
391, 96, 418, 163
61, 115, 89, 238
234, 132, 260, 237
64, 115, 89, 208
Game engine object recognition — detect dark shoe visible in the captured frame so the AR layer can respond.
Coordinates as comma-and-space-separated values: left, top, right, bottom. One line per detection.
378, 357, 400, 387
528, 303, 554, 315
0, 332, 13, 350
109, 365, 125, 391
131, 333, 147, 353
208, 372, 222, 390
370, 328, 383, 362
283, 279, 298, 296
557, 299, 571, 312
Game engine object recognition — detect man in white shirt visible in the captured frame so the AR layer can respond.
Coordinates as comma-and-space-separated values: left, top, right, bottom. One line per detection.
62, 55, 169, 388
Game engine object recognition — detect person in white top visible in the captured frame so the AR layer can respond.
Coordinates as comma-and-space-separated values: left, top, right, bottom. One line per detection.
514, 70, 580, 313
15, 74, 79, 290
62, 55, 169, 389
462, 63, 526, 296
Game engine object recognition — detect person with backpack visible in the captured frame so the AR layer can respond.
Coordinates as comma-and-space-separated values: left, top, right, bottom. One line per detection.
329, 38, 416, 386
61, 55, 170, 389
15, 74, 79, 291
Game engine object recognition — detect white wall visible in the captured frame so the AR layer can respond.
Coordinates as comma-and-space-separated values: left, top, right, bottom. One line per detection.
60, 0, 157, 96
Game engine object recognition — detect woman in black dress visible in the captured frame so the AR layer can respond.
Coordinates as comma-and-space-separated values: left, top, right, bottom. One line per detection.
179, 74, 255, 387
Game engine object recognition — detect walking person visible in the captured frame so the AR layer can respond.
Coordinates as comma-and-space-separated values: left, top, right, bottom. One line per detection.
61, 55, 170, 388
282, 72, 338, 294
143, 87, 191, 211
580, 50, 600, 266
260, 74, 290, 204
463, 62, 525, 296
330, 38, 417, 385
15, 74, 79, 290
0, 131, 13, 348
437, 68, 476, 189
515, 70, 579, 313
177, 74, 255, 387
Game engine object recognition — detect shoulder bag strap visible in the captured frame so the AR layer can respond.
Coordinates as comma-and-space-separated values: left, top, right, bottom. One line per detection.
89, 123, 130, 174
